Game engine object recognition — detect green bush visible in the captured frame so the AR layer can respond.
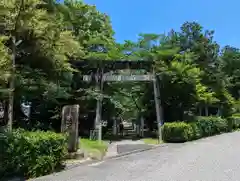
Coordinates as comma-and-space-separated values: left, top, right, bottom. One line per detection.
162, 122, 193, 142
0, 129, 67, 178
189, 122, 202, 140
226, 117, 234, 131
196, 116, 228, 136
163, 116, 229, 143
228, 116, 240, 129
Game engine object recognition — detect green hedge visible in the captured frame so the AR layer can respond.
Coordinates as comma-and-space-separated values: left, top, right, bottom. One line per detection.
162, 116, 229, 143
189, 122, 202, 140
0, 129, 67, 178
162, 122, 193, 142
228, 115, 240, 130
196, 116, 228, 136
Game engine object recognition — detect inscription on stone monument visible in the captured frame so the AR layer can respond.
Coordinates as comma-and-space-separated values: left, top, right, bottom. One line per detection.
61, 105, 79, 152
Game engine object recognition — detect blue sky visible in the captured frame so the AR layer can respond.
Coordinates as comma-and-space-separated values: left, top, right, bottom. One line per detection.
83, 0, 240, 48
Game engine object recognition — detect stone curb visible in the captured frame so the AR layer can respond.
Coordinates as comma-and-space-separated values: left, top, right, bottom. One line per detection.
26, 143, 168, 180
104, 143, 167, 160
65, 158, 95, 170
65, 143, 167, 170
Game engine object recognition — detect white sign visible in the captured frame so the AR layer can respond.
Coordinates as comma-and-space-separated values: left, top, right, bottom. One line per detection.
21, 102, 31, 118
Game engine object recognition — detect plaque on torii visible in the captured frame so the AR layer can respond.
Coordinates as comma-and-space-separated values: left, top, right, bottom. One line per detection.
83, 74, 154, 82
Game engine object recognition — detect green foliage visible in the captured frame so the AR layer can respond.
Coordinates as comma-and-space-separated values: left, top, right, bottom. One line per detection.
233, 100, 240, 114
0, 0, 238, 147
189, 122, 202, 140
141, 138, 160, 145
79, 138, 107, 160
80, 138, 107, 154
1, 0, 239, 178
0, 36, 10, 97
62, 0, 115, 59
0, 129, 67, 178
228, 115, 240, 130
104, 82, 147, 121
162, 122, 193, 142
196, 116, 228, 136
220, 46, 240, 99
163, 117, 229, 143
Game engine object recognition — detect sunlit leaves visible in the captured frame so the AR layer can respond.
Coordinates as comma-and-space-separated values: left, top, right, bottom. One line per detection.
0, 35, 10, 95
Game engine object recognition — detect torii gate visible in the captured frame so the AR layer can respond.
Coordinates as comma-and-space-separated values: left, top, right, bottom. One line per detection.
71, 59, 164, 142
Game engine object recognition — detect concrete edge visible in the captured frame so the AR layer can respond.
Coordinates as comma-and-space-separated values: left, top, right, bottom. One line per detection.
104, 143, 167, 160
65, 158, 95, 170
27, 143, 168, 180
65, 143, 168, 170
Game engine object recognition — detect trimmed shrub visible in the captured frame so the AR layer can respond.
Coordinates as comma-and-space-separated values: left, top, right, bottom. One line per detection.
162, 116, 229, 143
228, 115, 240, 129
226, 117, 234, 131
196, 116, 228, 136
0, 129, 67, 178
162, 122, 193, 142
189, 122, 202, 140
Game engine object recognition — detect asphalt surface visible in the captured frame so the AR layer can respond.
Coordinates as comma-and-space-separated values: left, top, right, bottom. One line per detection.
117, 144, 153, 154
33, 132, 240, 181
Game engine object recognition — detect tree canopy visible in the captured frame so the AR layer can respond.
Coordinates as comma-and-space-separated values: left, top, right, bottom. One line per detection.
0, 0, 239, 131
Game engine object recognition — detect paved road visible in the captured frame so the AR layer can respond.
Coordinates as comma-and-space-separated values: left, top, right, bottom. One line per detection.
33, 132, 240, 181
117, 144, 153, 154
105, 139, 154, 157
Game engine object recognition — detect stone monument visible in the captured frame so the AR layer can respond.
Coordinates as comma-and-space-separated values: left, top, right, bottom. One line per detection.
61, 104, 79, 152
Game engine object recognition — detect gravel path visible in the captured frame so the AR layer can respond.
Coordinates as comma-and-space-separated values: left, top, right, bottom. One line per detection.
33, 132, 240, 181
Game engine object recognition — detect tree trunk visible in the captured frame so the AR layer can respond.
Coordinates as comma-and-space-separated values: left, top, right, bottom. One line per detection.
7, 36, 16, 132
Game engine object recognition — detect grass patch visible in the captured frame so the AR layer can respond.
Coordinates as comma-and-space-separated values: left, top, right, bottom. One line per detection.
79, 138, 108, 160
234, 128, 240, 132
141, 138, 161, 145
80, 138, 107, 153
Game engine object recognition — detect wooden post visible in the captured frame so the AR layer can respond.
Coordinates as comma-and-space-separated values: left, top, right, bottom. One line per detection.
136, 123, 140, 136
113, 119, 117, 135
140, 115, 144, 137
199, 106, 202, 116
205, 106, 208, 116
218, 105, 223, 116
153, 69, 163, 142
220, 105, 223, 116
61, 104, 79, 153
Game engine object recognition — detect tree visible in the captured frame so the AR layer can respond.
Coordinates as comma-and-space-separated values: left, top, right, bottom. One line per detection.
0, 0, 83, 130
220, 46, 240, 100
167, 22, 234, 117
0, 36, 10, 96
0, 0, 237, 135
